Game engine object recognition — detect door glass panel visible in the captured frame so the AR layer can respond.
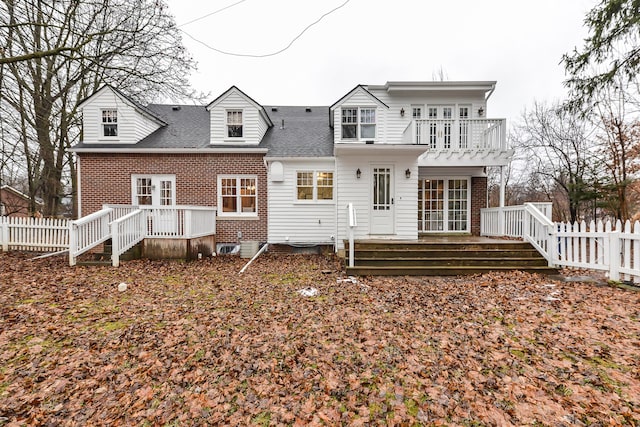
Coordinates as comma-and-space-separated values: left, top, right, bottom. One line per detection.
136, 178, 152, 205
418, 179, 468, 232
459, 106, 470, 149
447, 179, 468, 231
160, 180, 172, 205
373, 167, 391, 211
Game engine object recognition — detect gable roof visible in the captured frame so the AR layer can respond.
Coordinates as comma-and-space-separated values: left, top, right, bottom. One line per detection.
78, 85, 167, 126
1, 185, 43, 205
329, 85, 389, 110
261, 106, 333, 158
206, 86, 274, 127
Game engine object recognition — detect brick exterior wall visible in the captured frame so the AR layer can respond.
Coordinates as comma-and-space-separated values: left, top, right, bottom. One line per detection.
78, 153, 268, 243
471, 176, 487, 236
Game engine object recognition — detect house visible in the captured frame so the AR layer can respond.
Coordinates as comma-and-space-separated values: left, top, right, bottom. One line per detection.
0, 185, 42, 217
71, 81, 513, 262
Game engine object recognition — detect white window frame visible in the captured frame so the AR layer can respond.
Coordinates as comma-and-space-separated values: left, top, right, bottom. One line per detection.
130, 174, 176, 206
226, 109, 243, 139
295, 170, 334, 203
217, 175, 257, 217
341, 107, 376, 140
418, 176, 470, 233
101, 109, 118, 138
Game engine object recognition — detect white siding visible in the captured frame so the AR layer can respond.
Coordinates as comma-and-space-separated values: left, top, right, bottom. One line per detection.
209, 91, 269, 145
335, 152, 418, 250
333, 89, 387, 144
367, 88, 487, 145
267, 159, 336, 244
81, 87, 161, 144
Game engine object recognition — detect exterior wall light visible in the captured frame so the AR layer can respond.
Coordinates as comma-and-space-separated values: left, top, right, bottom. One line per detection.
405, 168, 411, 179
400, 108, 405, 117
478, 106, 484, 117
356, 168, 361, 179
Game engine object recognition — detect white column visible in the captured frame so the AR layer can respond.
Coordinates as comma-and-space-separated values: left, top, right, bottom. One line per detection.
499, 165, 506, 208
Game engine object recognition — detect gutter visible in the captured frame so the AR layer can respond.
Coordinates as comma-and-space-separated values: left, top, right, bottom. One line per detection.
70, 147, 269, 154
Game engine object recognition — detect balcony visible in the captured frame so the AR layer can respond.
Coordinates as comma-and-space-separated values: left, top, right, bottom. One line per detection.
402, 118, 510, 165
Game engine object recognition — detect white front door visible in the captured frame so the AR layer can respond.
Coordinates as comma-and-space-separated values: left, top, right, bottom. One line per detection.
427, 106, 453, 149
370, 165, 394, 235
132, 174, 177, 235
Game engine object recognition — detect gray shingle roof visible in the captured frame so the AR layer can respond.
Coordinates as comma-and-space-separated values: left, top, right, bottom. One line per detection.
72, 103, 335, 156
260, 106, 334, 158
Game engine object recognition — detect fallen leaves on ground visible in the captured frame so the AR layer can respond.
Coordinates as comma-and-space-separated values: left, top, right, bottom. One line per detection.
0, 252, 639, 426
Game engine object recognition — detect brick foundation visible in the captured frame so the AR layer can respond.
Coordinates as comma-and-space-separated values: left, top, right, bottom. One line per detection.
78, 153, 268, 243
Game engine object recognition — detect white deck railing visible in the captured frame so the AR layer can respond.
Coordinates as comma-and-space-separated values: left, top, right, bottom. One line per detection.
409, 118, 507, 150
481, 203, 640, 282
1, 216, 70, 251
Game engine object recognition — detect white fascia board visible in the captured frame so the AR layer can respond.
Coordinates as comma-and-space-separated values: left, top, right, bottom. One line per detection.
70, 147, 269, 154
264, 156, 335, 162
373, 81, 497, 93
334, 144, 428, 156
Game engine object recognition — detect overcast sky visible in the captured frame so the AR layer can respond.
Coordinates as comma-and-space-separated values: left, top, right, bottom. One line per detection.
165, 0, 597, 123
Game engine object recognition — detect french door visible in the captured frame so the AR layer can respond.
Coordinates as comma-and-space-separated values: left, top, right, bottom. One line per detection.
418, 178, 469, 232
132, 174, 176, 234
427, 106, 453, 149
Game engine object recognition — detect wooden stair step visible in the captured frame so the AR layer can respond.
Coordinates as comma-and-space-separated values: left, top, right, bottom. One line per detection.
346, 265, 559, 276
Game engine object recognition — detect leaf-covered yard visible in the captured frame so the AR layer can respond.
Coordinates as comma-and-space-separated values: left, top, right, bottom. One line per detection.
0, 252, 639, 426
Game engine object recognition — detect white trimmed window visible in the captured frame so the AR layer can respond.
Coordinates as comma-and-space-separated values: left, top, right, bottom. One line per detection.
219, 175, 257, 215
102, 109, 118, 137
341, 107, 376, 140
296, 171, 333, 201
226, 110, 243, 138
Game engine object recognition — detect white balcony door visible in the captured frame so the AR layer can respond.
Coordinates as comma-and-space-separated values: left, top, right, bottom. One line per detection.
370, 165, 394, 235
427, 106, 453, 149
418, 178, 469, 232
132, 174, 176, 234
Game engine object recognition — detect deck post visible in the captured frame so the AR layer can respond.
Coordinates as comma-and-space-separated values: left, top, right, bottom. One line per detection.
1, 217, 8, 251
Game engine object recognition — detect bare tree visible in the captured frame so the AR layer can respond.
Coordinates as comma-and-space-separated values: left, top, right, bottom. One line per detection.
591, 83, 640, 220
0, 0, 198, 216
511, 101, 598, 223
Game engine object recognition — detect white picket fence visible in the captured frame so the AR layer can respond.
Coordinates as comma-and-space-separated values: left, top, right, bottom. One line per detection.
481, 204, 640, 282
0, 216, 70, 251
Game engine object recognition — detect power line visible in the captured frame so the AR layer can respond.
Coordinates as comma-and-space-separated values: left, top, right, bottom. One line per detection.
178, 0, 351, 58
176, 0, 248, 28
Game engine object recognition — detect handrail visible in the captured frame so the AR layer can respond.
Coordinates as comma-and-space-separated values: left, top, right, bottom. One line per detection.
347, 203, 357, 268
110, 209, 146, 267
523, 203, 555, 264
69, 207, 113, 265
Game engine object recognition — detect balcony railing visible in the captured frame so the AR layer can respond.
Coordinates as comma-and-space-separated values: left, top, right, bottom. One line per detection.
404, 118, 507, 151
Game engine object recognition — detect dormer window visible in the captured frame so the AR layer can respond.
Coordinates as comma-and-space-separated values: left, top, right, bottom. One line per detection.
102, 109, 118, 137
341, 107, 376, 140
227, 110, 243, 138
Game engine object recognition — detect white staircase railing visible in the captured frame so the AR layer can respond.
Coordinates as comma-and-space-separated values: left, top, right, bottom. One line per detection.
69, 207, 113, 266
347, 203, 357, 268
110, 209, 147, 267
522, 203, 555, 265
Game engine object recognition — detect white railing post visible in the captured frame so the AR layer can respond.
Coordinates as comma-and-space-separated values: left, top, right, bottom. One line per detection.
609, 229, 621, 281
111, 221, 120, 267
1, 217, 8, 252
548, 224, 558, 267
347, 203, 357, 268
69, 222, 77, 266
498, 207, 505, 236
184, 209, 192, 238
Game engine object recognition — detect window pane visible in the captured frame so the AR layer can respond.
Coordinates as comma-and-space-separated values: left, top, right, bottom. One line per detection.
240, 178, 256, 213
360, 124, 375, 138
342, 124, 357, 139
221, 178, 237, 212
136, 178, 152, 205
228, 125, 243, 138
317, 171, 333, 200
102, 110, 117, 137
160, 180, 172, 205
341, 108, 357, 124
297, 172, 313, 200
360, 108, 375, 124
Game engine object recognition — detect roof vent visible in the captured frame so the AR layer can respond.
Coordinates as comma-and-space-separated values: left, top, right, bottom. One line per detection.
305, 107, 312, 112
280, 119, 285, 130
172, 106, 181, 111
271, 107, 278, 112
